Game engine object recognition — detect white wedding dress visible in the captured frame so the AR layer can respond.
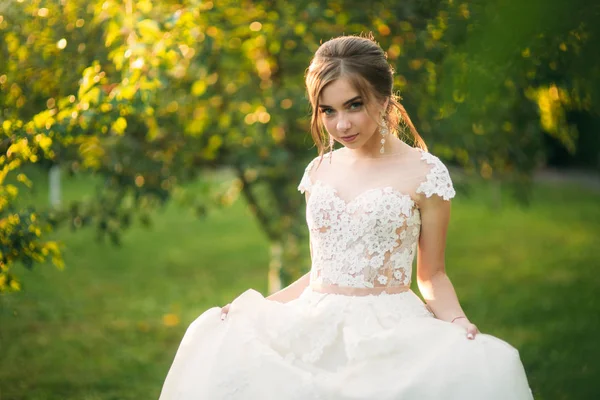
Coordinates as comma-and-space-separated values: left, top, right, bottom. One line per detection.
159, 148, 533, 399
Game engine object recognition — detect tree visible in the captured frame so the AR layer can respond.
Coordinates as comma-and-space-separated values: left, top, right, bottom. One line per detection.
424, 0, 600, 202
1, 0, 598, 293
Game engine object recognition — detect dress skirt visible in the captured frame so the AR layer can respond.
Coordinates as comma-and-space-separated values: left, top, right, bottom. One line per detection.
159, 287, 533, 399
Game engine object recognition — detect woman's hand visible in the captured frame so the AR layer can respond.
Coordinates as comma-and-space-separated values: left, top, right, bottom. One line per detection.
220, 303, 231, 321
452, 316, 479, 340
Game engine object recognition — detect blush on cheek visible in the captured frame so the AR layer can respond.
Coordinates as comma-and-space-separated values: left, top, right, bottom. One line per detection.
323, 121, 335, 136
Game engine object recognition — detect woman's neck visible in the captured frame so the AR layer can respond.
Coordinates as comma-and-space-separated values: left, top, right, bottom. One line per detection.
341, 136, 410, 159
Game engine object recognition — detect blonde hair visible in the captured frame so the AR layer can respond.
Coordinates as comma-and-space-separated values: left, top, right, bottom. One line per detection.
304, 33, 427, 158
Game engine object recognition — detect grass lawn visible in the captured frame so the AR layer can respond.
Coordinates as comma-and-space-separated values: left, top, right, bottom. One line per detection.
1, 169, 599, 400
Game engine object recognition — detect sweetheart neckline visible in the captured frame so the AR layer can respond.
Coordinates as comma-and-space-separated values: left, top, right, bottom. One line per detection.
312, 179, 418, 208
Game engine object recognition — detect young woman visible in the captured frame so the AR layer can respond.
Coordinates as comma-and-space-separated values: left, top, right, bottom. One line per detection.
159, 34, 533, 399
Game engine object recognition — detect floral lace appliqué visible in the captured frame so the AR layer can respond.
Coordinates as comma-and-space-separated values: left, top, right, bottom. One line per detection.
298, 150, 455, 290
415, 150, 456, 201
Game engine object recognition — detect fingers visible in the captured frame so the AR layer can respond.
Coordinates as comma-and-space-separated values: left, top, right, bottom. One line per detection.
220, 304, 231, 321
466, 323, 478, 340
451, 318, 479, 340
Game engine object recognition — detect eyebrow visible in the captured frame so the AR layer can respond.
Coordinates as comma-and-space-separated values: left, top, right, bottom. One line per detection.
319, 96, 362, 109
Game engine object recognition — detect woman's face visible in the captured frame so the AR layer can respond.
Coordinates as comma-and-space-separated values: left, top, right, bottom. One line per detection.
318, 77, 383, 149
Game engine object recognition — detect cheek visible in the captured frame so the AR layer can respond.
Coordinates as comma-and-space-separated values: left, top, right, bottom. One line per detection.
321, 117, 336, 134
356, 112, 375, 130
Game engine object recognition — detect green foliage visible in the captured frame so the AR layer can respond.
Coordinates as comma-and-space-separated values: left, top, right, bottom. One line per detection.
1, 0, 598, 290
426, 0, 600, 189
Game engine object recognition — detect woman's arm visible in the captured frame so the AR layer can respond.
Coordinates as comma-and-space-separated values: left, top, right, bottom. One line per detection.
266, 272, 310, 303
222, 179, 314, 320
416, 194, 479, 339
220, 272, 310, 320
266, 190, 313, 303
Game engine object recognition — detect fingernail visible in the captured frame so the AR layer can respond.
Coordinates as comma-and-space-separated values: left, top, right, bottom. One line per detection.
467, 333, 474, 340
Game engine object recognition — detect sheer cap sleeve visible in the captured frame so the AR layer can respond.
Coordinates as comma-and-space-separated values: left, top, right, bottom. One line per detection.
415, 150, 456, 201
298, 157, 318, 194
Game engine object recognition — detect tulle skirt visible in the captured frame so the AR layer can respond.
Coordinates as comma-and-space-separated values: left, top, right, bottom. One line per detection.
159, 287, 533, 399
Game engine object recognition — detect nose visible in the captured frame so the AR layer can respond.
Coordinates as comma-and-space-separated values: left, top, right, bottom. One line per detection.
336, 115, 351, 132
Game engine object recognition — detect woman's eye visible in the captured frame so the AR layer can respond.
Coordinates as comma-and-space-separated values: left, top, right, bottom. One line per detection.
350, 102, 363, 110
321, 108, 334, 116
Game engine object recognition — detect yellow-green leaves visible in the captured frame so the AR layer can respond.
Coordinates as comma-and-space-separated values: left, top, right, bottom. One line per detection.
105, 20, 121, 47
137, 19, 161, 40
111, 117, 127, 135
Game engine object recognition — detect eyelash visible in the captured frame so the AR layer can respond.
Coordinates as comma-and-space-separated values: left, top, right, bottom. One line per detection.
320, 102, 363, 117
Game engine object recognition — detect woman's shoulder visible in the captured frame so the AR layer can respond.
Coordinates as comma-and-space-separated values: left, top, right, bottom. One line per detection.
412, 148, 456, 201
410, 147, 449, 173
298, 152, 333, 194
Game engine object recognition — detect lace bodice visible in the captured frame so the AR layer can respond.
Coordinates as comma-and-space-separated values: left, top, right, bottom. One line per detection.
297, 148, 455, 290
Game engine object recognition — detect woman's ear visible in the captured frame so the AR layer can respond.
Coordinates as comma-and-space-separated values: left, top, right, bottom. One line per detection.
382, 98, 390, 113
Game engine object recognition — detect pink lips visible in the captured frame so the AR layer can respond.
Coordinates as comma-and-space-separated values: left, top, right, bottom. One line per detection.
341, 133, 359, 143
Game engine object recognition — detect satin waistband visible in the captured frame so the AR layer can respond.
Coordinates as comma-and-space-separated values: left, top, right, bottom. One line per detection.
309, 283, 411, 296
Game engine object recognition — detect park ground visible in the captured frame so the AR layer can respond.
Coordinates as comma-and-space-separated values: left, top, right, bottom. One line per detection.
1, 168, 599, 400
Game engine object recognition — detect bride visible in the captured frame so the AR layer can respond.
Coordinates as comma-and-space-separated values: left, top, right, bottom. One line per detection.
158, 34, 533, 399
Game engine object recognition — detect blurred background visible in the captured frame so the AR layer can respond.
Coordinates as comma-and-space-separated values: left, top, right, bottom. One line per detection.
0, 0, 599, 399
